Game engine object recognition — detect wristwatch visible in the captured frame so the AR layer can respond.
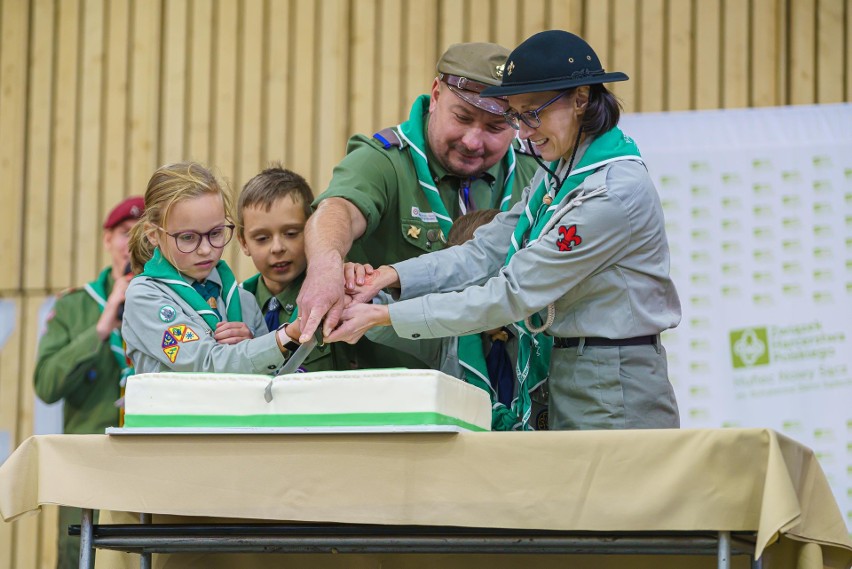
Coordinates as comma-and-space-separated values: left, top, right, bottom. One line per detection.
275, 322, 300, 353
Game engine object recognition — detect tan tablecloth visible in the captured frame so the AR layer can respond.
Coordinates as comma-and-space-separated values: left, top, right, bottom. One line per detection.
1, 428, 850, 568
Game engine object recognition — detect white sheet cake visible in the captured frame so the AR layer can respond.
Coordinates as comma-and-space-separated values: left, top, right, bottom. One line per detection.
121, 369, 492, 432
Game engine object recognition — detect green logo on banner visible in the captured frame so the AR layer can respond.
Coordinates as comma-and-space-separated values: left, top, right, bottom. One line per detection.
730, 327, 770, 368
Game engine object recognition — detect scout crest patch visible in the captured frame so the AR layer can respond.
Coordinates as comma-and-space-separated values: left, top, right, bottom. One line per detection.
159, 305, 177, 322
556, 225, 582, 252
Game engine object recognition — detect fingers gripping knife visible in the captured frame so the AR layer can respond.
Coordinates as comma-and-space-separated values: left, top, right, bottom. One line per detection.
264, 332, 320, 403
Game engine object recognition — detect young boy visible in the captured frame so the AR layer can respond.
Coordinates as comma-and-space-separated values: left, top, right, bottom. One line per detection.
238, 165, 350, 371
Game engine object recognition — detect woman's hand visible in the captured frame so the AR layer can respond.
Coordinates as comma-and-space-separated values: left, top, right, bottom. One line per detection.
324, 303, 391, 344
343, 262, 374, 291
214, 321, 253, 345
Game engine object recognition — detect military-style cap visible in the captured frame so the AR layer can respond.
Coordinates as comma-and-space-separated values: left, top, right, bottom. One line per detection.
103, 196, 145, 229
437, 42, 510, 115
481, 30, 628, 97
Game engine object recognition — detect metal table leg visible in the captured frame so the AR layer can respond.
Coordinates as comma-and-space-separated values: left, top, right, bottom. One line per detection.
78, 509, 94, 569
140, 513, 152, 569
718, 530, 731, 569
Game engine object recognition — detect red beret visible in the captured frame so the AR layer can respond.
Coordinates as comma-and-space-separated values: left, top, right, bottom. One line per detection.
103, 196, 145, 229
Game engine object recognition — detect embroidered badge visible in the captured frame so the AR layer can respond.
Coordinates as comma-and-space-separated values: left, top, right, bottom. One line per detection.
162, 331, 178, 348
182, 327, 200, 342
556, 225, 582, 252
536, 409, 549, 431
163, 345, 180, 363
168, 324, 186, 341
159, 305, 177, 322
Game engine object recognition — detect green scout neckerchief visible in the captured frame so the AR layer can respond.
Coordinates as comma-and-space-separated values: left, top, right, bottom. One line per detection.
457, 335, 523, 431
506, 127, 643, 429
397, 94, 521, 425
395, 94, 517, 238
241, 273, 299, 324
142, 248, 243, 330
83, 267, 134, 382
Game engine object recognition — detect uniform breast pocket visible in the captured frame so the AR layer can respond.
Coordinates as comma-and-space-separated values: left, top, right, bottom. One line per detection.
400, 217, 445, 254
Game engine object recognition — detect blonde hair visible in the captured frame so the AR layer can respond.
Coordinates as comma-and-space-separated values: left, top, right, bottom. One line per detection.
128, 162, 234, 272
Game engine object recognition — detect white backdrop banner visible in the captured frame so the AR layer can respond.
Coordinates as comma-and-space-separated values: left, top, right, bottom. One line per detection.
621, 104, 852, 531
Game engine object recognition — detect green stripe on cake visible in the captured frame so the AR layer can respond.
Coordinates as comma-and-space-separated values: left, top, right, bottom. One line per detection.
124, 412, 486, 432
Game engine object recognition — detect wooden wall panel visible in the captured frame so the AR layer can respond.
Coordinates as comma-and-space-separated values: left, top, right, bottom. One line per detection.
638, 0, 665, 112
752, 0, 781, 107
187, 0, 214, 164
722, 0, 749, 108
24, 0, 56, 291
667, 0, 693, 111
1, 1, 851, 564
101, 0, 131, 265
48, 0, 80, 290
789, 0, 817, 104
611, 0, 638, 113
817, 0, 845, 103
76, 0, 105, 283
0, 0, 29, 292
695, 0, 722, 110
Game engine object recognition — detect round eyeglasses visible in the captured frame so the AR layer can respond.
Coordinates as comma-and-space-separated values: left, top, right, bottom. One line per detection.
157, 224, 235, 253
503, 89, 572, 131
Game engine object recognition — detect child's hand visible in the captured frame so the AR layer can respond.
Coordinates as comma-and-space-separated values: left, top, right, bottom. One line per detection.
214, 321, 253, 345
343, 262, 374, 290
325, 303, 391, 344
344, 265, 400, 305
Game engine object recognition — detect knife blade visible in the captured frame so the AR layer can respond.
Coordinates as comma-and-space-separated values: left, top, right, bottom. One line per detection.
264, 334, 320, 402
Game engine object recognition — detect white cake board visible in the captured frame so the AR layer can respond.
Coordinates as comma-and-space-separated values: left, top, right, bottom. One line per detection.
106, 425, 469, 435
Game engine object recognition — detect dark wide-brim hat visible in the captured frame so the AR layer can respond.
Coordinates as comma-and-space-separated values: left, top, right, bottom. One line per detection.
481, 30, 628, 98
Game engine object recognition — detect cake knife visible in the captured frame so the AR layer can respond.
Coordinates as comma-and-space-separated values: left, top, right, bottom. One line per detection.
264, 334, 319, 402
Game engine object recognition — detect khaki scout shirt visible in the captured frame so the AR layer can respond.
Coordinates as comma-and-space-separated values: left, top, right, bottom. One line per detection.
243, 273, 350, 371
123, 268, 285, 375
34, 270, 121, 434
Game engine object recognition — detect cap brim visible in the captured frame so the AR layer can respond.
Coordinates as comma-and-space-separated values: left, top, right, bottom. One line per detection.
448, 85, 508, 115
481, 72, 629, 97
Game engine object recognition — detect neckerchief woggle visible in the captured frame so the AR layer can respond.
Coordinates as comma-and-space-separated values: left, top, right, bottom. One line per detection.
395, 94, 517, 238
507, 127, 643, 429
396, 94, 522, 430
141, 248, 243, 331
83, 267, 134, 383
242, 273, 300, 325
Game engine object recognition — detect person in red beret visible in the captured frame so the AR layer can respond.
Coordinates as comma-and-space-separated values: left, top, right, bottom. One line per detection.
33, 195, 143, 569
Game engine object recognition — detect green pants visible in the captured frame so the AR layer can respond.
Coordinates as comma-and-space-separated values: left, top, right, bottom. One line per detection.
548, 342, 680, 430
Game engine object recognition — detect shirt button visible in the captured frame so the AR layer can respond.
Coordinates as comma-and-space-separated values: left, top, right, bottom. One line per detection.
412, 333, 420, 338
268, 365, 277, 370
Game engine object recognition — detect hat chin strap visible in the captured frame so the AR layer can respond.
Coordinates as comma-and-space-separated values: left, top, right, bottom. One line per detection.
525, 126, 584, 195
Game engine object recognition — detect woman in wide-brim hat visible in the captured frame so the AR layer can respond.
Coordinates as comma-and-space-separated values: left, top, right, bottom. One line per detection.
330, 30, 681, 432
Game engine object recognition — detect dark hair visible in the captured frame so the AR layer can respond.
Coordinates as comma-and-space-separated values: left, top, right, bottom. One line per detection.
581, 84, 622, 137
237, 164, 313, 237
447, 209, 500, 247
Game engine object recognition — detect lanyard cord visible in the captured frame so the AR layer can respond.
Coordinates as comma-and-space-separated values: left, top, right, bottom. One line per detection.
524, 127, 584, 195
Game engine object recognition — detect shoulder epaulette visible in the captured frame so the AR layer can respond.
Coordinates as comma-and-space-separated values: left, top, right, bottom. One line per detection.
56, 286, 81, 299
373, 127, 406, 150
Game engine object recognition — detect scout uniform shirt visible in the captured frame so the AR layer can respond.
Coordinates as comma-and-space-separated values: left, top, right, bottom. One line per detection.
388, 153, 681, 430
123, 268, 285, 374
315, 110, 538, 369
317, 119, 538, 269
242, 272, 350, 371
34, 271, 121, 435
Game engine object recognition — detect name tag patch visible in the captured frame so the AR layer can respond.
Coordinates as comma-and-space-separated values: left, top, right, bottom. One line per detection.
410, 207, 437, 223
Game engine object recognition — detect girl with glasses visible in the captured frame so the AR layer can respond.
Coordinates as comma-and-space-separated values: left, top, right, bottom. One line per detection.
123, 162, 305, 374
329, 31, 681, 431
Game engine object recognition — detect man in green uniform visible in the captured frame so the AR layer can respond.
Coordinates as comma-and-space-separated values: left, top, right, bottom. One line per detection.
33, 196, 143, 569
298, 42, 538, 367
